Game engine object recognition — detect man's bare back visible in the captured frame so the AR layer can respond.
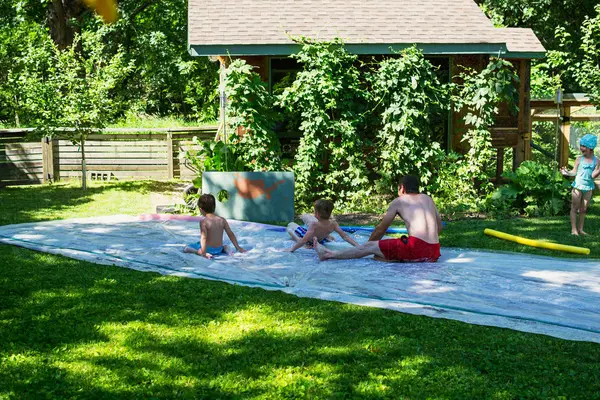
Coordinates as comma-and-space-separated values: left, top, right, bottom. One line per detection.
386, 194, 441, 244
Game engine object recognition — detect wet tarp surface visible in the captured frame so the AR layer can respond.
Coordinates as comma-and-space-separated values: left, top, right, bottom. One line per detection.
1, 214, 599, 343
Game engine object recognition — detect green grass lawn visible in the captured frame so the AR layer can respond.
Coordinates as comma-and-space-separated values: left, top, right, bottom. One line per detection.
1, 181, 600, 399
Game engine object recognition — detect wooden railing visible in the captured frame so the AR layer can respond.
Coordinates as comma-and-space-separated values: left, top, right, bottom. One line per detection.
0, 127, 217, 187
531, 93, 600, 167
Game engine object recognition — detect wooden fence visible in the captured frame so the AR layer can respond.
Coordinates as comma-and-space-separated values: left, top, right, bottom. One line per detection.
0, 127, 217, 187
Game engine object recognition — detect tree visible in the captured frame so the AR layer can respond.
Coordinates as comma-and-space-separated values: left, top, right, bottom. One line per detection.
573, 5, 600, 104
20, 30, 131, 190
0, 0, 218, 124
476, 0, 599, 92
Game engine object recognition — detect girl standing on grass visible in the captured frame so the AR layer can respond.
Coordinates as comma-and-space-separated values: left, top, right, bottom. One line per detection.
560, 134, 600, 235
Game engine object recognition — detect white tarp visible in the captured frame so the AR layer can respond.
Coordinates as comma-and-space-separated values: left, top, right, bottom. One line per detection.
1, 214, 599, 343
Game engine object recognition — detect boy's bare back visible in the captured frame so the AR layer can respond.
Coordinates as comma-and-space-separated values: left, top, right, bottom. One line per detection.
309, 219, 338, 242
201, 215, 226, 247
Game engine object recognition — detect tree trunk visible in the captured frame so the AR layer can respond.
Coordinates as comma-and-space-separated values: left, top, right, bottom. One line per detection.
47, 0, 85, 49
14, 95, 19, 127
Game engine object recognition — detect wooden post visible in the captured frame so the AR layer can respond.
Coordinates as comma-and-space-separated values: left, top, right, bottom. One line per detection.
81, 135, 87, 191
496, 147, 505, 185
42, 136, 54, 183
52, 136, 60, 182
522, 61, 532, 162
514, 60, 531, 168
559, 105, 571, 167
167, 131, 174, 180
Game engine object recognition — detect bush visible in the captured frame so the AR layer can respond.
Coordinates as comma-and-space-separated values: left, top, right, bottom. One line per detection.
488, 160, 571, 217
428, 152, 485, 218
184, 138, 247, 187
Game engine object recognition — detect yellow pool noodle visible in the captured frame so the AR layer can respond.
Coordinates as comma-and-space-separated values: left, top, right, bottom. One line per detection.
484, 228, 590, 255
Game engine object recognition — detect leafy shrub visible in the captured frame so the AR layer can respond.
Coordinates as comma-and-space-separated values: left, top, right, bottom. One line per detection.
428, 152, 484, 218
488, 160, 571, 217
368, 46, 449, 192
184, 137, 246, 187
224, 59, 283, 171
278, 37, 371, 209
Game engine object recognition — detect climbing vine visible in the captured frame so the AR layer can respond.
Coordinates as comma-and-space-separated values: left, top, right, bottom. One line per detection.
427, 58, 520, 213
369, 46, 449, 192
224, 59, 283, 171
278, 38, 370, 209
221, 38, 521, 215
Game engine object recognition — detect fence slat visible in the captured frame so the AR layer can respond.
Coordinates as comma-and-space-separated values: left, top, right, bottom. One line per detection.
60, 165, 167, 172
0, 127, 217, 186
59, 159, 168, 166
57, 152, 168, 159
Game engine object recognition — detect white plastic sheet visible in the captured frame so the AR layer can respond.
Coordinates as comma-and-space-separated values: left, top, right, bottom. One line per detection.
1, 214, 599, 343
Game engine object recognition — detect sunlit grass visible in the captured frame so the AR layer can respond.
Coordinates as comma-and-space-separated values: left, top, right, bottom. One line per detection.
441, 206, 600, 258
108, 112, 217, 129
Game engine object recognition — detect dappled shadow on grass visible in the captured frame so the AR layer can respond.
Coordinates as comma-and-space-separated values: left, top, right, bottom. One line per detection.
0, 181, 181, 226
2, 246, 600, 398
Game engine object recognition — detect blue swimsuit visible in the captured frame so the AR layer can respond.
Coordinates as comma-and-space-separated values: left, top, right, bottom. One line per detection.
187, 241, 224, 255
572, 156, 597, 192
294, 226, 327, 246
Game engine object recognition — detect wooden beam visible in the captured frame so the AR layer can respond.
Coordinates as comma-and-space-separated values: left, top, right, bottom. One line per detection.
514, 59, 531, 167
559, 105, 571, 167
496, 147, 505, 186
533, 114, 600, 122
167, 132, 174, 180
531, 93, 594, 108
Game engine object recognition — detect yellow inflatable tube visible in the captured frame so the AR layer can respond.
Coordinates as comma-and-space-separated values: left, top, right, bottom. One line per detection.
484, 228, 590, 255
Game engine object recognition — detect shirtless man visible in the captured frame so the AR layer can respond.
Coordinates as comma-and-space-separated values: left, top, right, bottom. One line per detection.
314, 175, 442, 262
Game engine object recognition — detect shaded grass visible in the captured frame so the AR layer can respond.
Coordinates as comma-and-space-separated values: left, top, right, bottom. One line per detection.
108, 113, 217, 129
1, 181, 600, 398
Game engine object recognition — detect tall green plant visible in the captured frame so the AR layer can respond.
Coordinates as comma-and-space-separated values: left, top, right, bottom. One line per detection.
184, 138, 246, 187
369, 47, 449, 192
224, 59, 283, 171
278, 37, 370, 210
21, 30, 131, 190
573, 4, 600, 104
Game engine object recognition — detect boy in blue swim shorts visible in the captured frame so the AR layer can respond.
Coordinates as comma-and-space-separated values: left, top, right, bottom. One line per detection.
184, 193, 247, 259
285, 199, 359, 252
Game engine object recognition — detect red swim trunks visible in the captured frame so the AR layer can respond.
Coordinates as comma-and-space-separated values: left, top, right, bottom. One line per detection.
378, 236, 441, 262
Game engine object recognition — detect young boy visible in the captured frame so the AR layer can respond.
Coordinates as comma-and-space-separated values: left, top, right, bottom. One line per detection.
285, 199, 359, 252
184, 193, 247, 259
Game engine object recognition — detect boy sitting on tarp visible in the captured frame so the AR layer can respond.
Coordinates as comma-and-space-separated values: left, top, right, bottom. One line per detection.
285, 199, 359, 252
184, 193, 247, 259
